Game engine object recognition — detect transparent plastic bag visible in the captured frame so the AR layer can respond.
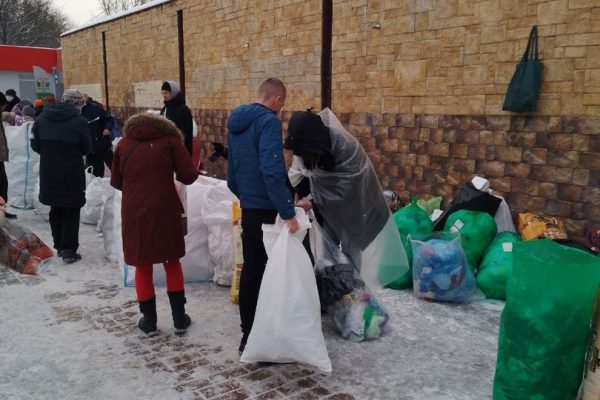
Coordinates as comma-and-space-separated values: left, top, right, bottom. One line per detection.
411, 232, 480, 303
291, 109, 408, 289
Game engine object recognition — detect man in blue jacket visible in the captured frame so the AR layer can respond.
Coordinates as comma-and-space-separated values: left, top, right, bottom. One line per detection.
227, 78, 298, 355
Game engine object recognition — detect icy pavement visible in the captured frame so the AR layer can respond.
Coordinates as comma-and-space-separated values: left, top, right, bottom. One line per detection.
0, 210, 503, 400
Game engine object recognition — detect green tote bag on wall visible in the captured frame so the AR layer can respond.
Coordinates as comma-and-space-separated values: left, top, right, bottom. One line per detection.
502, 26, 543, 112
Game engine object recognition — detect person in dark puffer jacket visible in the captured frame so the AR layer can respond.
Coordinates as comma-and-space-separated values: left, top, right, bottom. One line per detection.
160, 81, 193, 156
30, 89, 92, 264
227, 78, 298, 356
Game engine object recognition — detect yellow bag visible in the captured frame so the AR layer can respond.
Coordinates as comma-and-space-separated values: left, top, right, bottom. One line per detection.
230, 223, 244, 304
518, 212, 568, 241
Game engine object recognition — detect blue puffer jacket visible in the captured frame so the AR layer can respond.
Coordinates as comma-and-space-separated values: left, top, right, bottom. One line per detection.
227, 103, 295, 220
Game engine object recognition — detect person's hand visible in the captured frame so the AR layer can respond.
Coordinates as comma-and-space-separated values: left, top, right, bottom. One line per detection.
102, 129, 111, 136
286, 217, 299, 233
296, 199, 313, 211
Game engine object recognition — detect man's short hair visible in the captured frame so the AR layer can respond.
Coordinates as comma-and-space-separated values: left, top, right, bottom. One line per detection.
258, 78, 286, 99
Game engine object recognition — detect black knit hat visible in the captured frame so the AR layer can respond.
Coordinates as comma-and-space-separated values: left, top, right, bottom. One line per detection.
5, 89, 16, 97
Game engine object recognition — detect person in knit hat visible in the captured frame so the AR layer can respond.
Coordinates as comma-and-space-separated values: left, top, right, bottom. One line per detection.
30, 89, 92, 264
160, 81, 193, 156
62, 89, 86, 110
14, 105, 36, 126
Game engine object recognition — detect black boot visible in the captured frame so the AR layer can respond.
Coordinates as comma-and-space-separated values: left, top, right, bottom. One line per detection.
167, 291, 191, 335
138, 297, 158, 336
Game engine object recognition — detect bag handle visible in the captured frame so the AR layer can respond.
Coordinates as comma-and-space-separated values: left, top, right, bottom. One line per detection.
522, 26, 539, 61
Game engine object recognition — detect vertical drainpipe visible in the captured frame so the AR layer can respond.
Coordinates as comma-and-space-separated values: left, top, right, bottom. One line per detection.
177, 10, 186, 101
102, 31, 109, 110
321, 0, 333, 110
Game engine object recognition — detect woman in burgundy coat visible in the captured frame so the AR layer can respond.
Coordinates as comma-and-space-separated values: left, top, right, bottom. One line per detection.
111, 113, 199, 336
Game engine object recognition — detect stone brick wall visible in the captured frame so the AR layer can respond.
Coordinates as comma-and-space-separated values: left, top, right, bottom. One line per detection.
331, 0, 600, 116
62, 0, 321, 111
335, 112, 600, 238
62, 0, 600, 239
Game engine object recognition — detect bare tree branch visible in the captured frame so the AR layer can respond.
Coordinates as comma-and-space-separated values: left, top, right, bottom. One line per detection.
98, 0, 150, 15
0, 0, 70, 47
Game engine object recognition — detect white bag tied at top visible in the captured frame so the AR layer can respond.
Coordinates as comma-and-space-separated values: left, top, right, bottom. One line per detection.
240, 208, 332, 373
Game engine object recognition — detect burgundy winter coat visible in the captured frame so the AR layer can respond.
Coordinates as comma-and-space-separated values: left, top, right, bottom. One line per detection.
110, 113, 198, 266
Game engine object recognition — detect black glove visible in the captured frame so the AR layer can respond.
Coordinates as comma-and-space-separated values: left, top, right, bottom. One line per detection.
209, 142, 228, 162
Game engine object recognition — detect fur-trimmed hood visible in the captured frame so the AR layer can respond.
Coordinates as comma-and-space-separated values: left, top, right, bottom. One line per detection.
123, 112, 184, 142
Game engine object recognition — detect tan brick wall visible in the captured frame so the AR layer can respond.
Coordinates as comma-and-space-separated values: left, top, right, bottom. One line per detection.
62, 1, 600, 239
61, 0, 321, 111
331, 0, 600, 116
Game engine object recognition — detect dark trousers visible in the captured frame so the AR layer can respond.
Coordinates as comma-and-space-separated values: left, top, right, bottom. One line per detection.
49, 207, 81, 252
0, 162, 7, 202
239, 208, 277, 340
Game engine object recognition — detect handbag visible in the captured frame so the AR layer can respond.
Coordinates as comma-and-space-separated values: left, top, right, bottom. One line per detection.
502, 26, 543, 112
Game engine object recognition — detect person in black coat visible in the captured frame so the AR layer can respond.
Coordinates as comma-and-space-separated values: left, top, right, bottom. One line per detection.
4, 89, 20, 113
160, 81, 193, 156
82, 95, 113, 177
31, 89, 92, 264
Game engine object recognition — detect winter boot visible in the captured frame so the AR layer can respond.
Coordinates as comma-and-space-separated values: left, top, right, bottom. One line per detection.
62, 250, 82, 264
167, 291, 191, 335
138, 297, 158, 337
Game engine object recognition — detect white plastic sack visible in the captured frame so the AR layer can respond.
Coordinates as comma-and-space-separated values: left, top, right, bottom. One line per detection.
240, 208, 332, 373
186, 176, 237, 286
5, 122, 39, 209
107, 183, 214, 287
81, 177, 112, 227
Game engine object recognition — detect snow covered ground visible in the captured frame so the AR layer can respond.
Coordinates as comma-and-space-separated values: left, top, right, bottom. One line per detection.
0, 209, 503, 400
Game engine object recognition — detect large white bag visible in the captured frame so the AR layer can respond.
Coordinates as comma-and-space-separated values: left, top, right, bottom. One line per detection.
81, 177, 112, 227
4, 122, 39, 209
184, 176, 237, 286
240, 208, 332, 373
108, 186, 214, 287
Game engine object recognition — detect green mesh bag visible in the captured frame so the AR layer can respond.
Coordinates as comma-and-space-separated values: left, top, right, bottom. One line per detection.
387, 197, 433, 290
476, 232, 521, 300
444, 210, 497, 272
493, 239, 600, 400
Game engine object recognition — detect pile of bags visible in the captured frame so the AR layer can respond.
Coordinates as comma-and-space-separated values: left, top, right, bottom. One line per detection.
0, 218, 53, 274
94, 173, 238, 287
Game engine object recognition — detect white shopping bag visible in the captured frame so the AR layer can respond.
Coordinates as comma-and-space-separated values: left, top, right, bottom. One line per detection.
240, 208, 332, 373
81, 177, 112, 227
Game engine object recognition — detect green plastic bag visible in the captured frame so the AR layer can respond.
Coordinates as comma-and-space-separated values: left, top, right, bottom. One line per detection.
476, 232, 522, 300
444, 210, 497, 272
417, 196, 443, 217
493, 240, 600, 400
387, 197, 433, 290
502, 26, 542, 112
